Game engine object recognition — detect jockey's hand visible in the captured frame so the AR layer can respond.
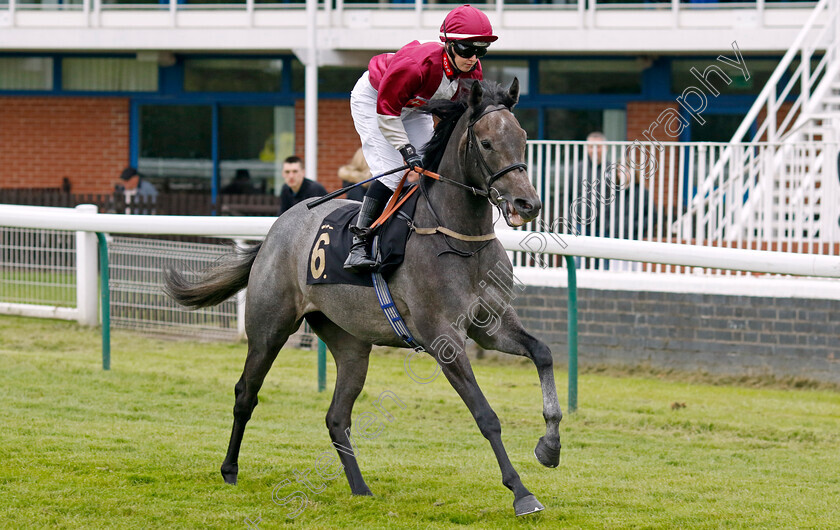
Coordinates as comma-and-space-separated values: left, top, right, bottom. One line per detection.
399, 144, 423, 173
407, 170, 421, 184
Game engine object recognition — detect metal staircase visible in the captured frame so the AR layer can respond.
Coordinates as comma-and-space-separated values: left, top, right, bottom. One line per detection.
675, 0, 840, 250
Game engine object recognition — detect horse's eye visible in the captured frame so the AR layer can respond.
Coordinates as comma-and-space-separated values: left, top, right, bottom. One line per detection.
481, 140, 492, 150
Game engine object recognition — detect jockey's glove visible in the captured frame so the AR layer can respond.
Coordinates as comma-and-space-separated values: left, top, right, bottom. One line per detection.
399, 144, 423, 172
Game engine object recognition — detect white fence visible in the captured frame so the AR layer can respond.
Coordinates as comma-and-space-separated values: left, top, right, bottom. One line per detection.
108, 236, 241, 341
1, 204, 839, 340
521, 140, 840, 273
0, 225, 76, 316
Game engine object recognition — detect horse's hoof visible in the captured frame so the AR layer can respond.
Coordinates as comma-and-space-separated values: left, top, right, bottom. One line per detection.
352, 488, 373, 497
513, 494, 545, 516
534, 436, 561, 468
221, 464, 238, 485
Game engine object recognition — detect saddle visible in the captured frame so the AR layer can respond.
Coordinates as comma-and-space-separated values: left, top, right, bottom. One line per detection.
305, 190, 420, 288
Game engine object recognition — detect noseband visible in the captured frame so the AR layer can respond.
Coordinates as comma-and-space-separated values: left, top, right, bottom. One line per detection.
465, 106, 529, 203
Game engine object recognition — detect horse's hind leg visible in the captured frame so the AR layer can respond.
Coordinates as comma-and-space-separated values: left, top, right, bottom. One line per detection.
305, 312, 373, 496
220, 318, 296, 485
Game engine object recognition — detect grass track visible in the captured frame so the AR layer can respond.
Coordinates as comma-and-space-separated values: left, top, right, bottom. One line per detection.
1, 315, 838, 529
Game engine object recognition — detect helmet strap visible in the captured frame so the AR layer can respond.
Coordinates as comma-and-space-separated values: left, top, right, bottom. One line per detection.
444, 43, 460, 74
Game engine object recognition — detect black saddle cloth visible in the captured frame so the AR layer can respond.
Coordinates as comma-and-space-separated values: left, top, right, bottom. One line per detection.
306, 191, 420, 287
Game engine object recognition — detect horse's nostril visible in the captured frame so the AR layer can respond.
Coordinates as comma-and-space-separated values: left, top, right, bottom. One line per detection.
514, 198, 541, 216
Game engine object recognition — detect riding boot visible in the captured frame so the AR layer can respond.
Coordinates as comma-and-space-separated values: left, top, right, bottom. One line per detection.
343, 194, 385, 273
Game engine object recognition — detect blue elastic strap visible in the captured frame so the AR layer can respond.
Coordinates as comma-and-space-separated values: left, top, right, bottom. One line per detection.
370, 236, 421, 349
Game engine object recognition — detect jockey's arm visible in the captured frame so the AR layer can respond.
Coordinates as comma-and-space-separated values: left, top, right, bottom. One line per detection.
377, 114, 411, 152
375, 56, 425, 153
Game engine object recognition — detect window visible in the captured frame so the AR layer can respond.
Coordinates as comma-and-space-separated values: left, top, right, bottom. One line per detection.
545, 109, 604, 141
139, 105, 212, 190
0, 57, 53, 90
291, 62, 368, 94
220, 106, 295, 194
539, 59, 644, 94
670, 58, 777, 96
482, 60, 530, 95
137, 104, 296, 193
514, 108, 538, 140
689, 113, 743, 143
62, 58, 157, 92
184, 59, 283, 92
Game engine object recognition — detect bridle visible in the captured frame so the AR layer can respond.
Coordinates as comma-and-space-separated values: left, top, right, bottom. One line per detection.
421, 105, 528, 200
416, 104, 529, 258
465, 105, 528, 204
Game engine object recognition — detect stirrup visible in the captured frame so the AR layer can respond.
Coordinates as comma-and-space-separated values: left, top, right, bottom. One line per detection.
344, 237, 377, 273
349, 225, 372, 238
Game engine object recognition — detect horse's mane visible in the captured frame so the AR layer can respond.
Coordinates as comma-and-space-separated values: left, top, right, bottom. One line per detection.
420, 80, 516, 173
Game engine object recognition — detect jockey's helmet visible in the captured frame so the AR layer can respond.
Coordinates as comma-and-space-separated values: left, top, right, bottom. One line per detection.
439, 5, 497, 45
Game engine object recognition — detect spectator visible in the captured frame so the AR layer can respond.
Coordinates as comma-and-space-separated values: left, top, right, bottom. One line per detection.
117, 166, 158, 214
337, 148, 372, 202
278, 156, 327, 215
574, 131, 611, 238
572, 131, 656, 272
222, 169, 256, 195
571, 132, 609, 269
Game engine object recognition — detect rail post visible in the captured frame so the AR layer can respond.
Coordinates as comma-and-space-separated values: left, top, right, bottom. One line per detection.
96, 233, 110, 371
75, 205, 99, 326
564, 255, 578, 413
317, 339, 327, 392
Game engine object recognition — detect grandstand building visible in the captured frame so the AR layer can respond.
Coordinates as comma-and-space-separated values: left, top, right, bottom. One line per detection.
0, 1, 822, 195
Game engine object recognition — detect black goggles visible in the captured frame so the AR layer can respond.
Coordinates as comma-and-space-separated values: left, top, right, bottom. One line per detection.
451, 41, 490, 59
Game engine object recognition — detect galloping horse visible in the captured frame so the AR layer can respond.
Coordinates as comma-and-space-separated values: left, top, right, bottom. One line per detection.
164, 79, 562, 516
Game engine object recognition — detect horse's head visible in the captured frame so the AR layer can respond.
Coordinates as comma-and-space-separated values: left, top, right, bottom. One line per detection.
462, 79, 542, 227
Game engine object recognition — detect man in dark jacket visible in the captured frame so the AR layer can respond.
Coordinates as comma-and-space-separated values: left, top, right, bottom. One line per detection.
278, 156, 327, 215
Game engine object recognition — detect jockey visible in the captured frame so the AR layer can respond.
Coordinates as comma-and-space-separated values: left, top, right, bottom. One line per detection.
343, 4, 497, 273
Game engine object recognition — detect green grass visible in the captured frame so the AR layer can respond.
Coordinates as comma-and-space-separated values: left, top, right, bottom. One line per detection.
1, 315, 838, 529
0, 270, 75, 306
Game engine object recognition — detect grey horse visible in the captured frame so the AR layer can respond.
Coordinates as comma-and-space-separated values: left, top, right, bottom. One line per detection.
164, 79, 563, 517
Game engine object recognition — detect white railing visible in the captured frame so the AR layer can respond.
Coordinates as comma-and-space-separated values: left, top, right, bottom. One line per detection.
522, 140, 840, 273
731, 0, 838, 145
108, 235, 242, 341
0, 225, 77, 319
680, 0, 840, 242
1, 203, 839, 329
0, 0, 817, 31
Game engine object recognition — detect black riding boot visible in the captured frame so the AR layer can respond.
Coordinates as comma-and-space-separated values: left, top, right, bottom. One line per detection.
343, 192, 386, 273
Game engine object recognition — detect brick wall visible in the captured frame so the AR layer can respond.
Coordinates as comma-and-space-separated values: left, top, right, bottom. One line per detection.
295, 99, 361, 192
0, 97, 130, 193
513, 286, 840, 384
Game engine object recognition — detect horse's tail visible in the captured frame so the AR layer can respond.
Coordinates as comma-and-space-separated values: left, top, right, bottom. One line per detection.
163, 243, 261, 309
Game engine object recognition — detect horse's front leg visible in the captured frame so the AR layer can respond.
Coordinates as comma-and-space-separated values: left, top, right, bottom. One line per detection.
469, 305, 562, 469
416, 320, 545, 516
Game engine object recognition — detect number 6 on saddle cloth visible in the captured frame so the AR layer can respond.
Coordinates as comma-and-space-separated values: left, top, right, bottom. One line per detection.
306, 190, 421, 288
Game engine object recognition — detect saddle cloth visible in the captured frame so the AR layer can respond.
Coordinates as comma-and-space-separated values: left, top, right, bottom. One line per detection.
305, 191, 420, 287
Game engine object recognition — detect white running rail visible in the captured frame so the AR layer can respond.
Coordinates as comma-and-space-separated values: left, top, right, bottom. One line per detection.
1, 203, 839, 329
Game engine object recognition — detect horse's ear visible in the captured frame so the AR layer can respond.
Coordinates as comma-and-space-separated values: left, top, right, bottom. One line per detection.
505, 77, 520, 108
469, 80, 483, 108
